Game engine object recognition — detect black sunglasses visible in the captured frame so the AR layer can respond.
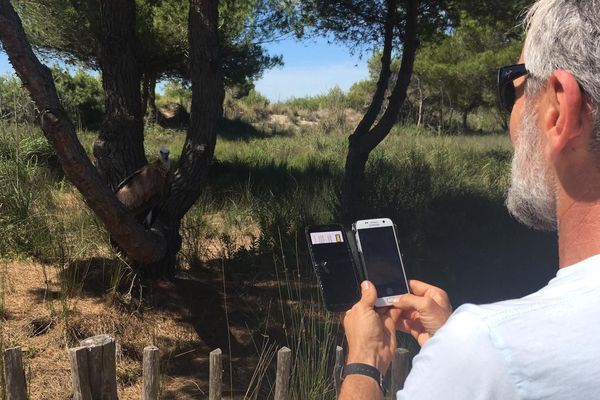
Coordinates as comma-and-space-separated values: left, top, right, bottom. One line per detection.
497, 64, 528, 113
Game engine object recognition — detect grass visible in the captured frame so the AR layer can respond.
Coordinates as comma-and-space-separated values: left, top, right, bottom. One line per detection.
0, 97, 558, 398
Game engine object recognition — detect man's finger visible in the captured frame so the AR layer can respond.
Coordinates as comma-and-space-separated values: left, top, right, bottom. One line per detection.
359, 280, 377, 308
392, 293, 435, 313
408, 280, 442, 296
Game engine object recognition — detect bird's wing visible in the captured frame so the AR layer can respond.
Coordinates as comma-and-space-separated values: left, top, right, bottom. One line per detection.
114, 167, 145, 193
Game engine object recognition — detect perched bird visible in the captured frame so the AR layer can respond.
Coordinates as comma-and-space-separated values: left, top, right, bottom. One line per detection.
114, 146, 172, 227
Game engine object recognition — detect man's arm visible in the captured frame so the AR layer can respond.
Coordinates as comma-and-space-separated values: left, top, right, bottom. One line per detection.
339, 281, 400, 400
340, 280, 452, 399
339, 375, 383, 400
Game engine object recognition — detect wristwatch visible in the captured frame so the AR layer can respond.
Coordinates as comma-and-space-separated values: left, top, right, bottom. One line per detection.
340, 363, 387, 395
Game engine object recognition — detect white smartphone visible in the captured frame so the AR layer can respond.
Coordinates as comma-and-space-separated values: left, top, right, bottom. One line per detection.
354, 218, 410, 307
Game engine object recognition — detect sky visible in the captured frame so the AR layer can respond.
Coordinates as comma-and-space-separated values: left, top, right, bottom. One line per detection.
254, 37, 369, 101
0, 36, 370, 102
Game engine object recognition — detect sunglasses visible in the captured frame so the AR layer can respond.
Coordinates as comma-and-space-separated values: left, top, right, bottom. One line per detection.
497, 64, 528, 113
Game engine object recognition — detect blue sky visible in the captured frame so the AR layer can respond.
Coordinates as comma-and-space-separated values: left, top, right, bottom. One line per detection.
254, 37, 370, 101
1, 36, 369, 102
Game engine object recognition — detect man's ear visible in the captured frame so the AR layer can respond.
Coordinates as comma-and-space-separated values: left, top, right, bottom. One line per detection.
543, 70, 587, 160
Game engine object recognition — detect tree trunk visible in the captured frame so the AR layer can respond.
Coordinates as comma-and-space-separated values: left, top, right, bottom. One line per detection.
1, 0, 226, 272
142, 72, 158, 124
416, 75, 423, 127
341, 142, 371, 221
0, 0, 166, 263
462, 103, 476, 133
341, 0, 419, 221
92, 0, 147, 188
147, 0, 224, 275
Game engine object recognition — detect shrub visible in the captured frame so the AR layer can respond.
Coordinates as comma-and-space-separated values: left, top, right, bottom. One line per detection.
0, 74, 36, 123
52, 67, 104, 130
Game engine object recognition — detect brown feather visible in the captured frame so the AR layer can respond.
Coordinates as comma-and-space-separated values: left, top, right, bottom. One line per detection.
114, 159, 170, 218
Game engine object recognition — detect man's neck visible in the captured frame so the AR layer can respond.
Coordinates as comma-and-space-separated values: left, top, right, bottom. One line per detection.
558, 199, 600, 268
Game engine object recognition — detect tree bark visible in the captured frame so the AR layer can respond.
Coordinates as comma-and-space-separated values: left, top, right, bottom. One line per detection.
341, 0, 419, 220
0, 0, 166, 263
147, 0, 224, 275
142, 71, 158, 124
92, 0, 147, 188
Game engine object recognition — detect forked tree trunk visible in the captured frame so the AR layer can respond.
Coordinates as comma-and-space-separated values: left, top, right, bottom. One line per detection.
92, 0, 147, 188
148, 0, 224, 275
0, 0, 166, 263
1, 0, 224, 271
341, 0, 419, 220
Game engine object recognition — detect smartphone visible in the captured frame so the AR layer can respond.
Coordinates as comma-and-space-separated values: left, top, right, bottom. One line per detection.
354, 218, 410, 307
305, 224, 361, 312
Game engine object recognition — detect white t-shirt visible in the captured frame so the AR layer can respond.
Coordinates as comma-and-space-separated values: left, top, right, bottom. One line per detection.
397, 253, 600, 400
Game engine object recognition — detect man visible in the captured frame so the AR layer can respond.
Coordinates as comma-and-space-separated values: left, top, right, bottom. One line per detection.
339, 0, 600, 398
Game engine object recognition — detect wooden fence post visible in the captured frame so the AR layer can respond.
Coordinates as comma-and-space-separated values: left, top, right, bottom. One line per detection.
209, 348, 222, 400
389, 348, 410, 398
3, 347, 27, 400
69, 335, 118, 400
333, 346, 343, 397
142, 346, 160, 400
68, 346, 93, 400
274, 347, 291, 400
79, 335, 118, 400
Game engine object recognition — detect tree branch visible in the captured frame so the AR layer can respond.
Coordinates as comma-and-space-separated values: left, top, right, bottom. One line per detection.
0, 0, 166, 264
365, 0, 419, 151
160, 0, 224, 221
351, 0, 398, 140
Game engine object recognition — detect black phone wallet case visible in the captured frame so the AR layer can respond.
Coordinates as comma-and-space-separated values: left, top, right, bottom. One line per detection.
305, 227, 365, 312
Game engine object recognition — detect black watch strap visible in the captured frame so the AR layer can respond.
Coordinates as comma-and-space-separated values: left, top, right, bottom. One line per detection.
341, 363, 386, 395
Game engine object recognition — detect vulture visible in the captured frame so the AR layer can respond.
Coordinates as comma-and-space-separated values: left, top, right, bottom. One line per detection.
114, 146, 172, 227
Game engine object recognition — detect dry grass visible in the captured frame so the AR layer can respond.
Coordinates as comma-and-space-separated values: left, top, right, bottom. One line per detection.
0, 260, 220, 399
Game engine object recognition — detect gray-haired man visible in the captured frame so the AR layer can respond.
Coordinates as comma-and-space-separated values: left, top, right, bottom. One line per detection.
340, 1, 600, 398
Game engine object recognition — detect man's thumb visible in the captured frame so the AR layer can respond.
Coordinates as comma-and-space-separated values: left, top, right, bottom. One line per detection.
360, 280, 377, 307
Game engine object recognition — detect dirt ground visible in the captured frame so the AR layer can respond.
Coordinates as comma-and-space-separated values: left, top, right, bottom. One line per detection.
0, 259, 289, 399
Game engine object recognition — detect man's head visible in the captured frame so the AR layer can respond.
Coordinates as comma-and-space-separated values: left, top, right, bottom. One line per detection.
505, 0, 600, 231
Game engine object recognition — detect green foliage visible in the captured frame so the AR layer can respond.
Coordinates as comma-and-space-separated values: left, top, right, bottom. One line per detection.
450, 0, 533, 33
347, 79, 375, 111
299, 1, 450, 50
0, 123, 54, 259
0, 69, 104, 129
0, 74, 36, 123
348, 13, 523, 131
161, 80, 192, 110
285, 86, 348, 112
414, 15, 522, 122
240, 89, 270, 108
52, 67, 104, 129
15, 0, 281, 86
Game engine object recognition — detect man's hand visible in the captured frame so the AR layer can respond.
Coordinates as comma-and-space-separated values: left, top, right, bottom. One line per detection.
342, 281, 401, 374
393, 280, 452, 346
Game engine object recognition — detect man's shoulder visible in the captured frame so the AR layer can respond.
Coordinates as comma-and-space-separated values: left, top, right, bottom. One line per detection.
454, 256, 600, 328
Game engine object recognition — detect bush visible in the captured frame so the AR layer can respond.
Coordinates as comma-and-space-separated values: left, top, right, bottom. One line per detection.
161, 80, 192, 111
52, 67, 104, 130
0, 74, 37, 123
0, 124, 54, 259
240, 89, 270, 108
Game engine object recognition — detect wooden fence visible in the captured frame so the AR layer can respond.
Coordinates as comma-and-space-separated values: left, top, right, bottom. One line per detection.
2, 335, 412, 399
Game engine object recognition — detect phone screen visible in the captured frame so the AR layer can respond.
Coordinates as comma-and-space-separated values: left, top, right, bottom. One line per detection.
306, 227, 360, 311
357, 226, 409, 297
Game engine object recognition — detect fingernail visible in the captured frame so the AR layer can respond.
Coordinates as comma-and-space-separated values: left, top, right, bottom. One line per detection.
361, 281, 370, 290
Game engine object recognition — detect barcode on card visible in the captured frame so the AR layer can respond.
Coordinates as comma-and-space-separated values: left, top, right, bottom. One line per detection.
310, 231, 344, 244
